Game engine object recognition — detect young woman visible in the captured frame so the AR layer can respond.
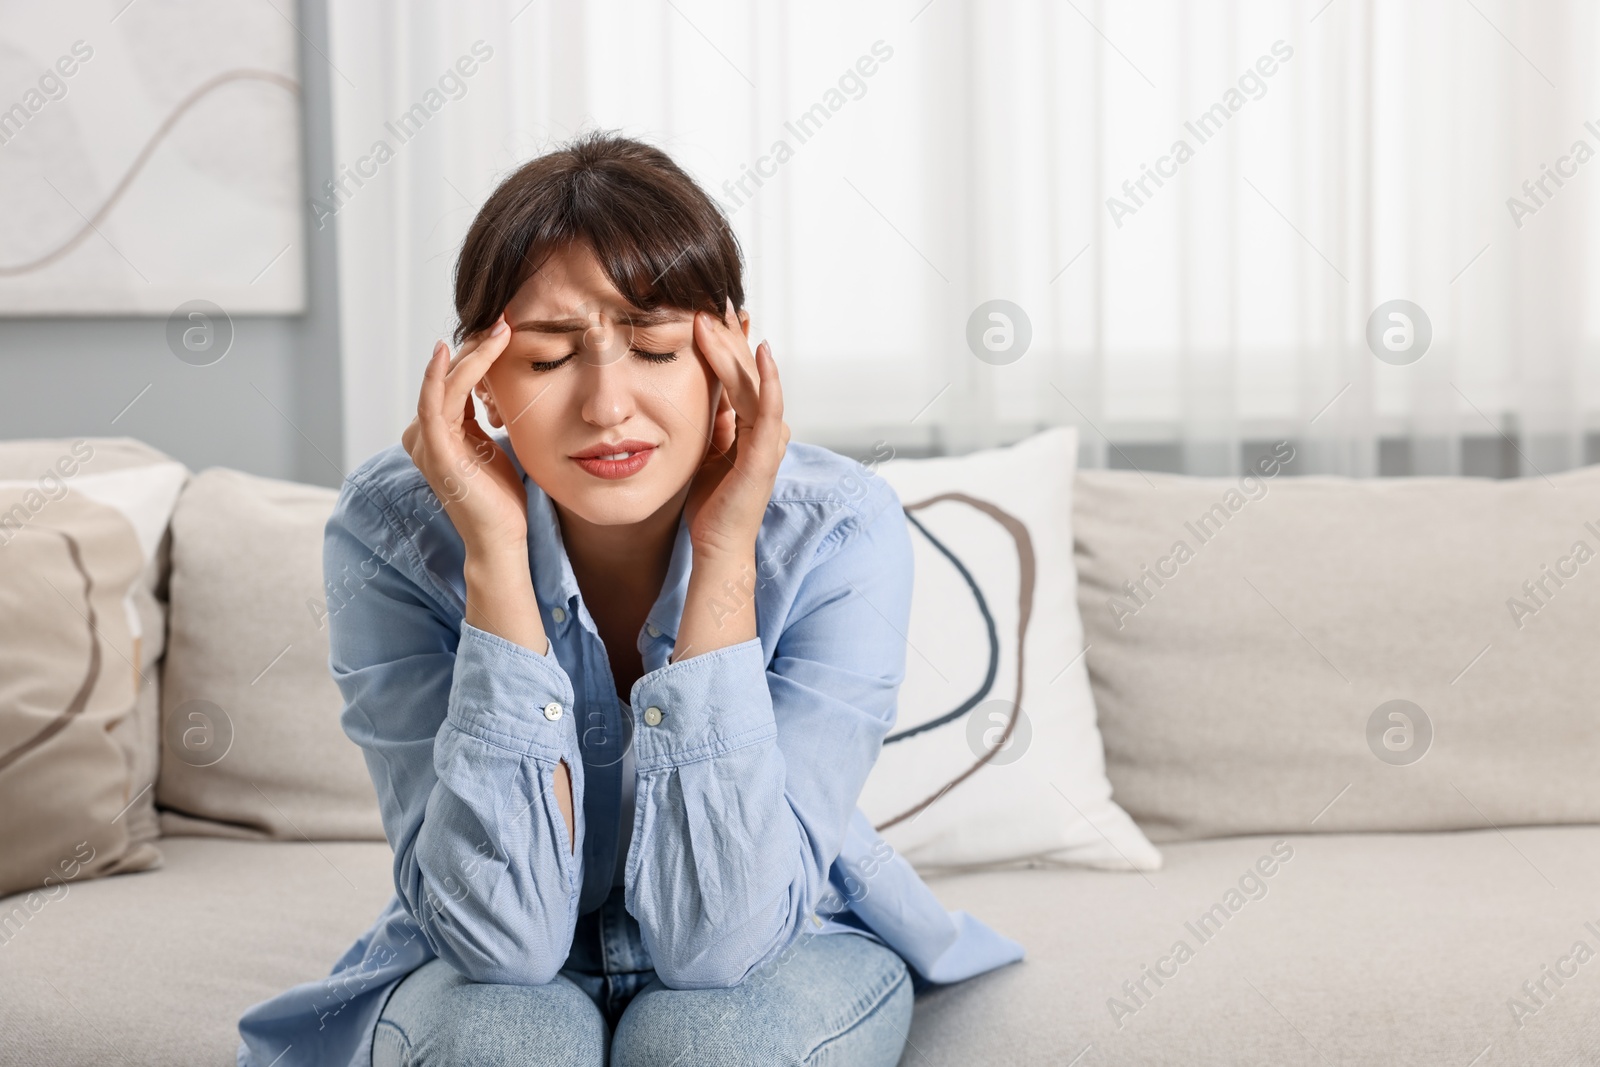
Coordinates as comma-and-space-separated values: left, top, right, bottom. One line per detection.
237, 131, 1022, 1067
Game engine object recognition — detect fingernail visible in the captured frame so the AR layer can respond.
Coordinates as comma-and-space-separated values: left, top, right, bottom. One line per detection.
490, 318, 508, 336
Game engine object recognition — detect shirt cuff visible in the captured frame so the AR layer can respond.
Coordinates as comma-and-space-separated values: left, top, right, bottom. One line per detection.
628, 636, 776, 770
446, 620, 577, 759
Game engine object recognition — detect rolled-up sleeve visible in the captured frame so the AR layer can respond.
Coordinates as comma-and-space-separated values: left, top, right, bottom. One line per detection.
623, 486, 913, 988
325, 480, 585, 988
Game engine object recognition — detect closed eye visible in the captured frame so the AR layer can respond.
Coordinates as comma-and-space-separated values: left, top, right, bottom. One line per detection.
528, 349, 679, 372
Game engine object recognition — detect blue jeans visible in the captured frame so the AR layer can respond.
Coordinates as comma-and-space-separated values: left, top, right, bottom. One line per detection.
371, 884, 913, 1066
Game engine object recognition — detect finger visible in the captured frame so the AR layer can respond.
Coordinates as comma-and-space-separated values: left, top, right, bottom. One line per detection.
695, 309, 760, 426
418, 348, 474, 469
446, 315, 502, 372
445, 312, 510, 378
462, 391, 497, 449
750, 341, 785, 462
699, 303, 756, 378
702, 384, 735, 456
441, 316, 512, 414
458, 395, 503, 471
740, 345, 782, 479
711, 398, 737, 456
447, 336, 479, 372
723, 300, 757, 382
418, 340, 450, 423
722, 301, 761, 402
461, 391, 481, 436
416, 341, 469, 471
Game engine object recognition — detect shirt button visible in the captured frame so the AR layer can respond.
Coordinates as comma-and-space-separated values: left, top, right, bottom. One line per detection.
643, 706, 663, 727
543, 702, 563, 721
646, 624, 661, 638
552, 607, 567, 623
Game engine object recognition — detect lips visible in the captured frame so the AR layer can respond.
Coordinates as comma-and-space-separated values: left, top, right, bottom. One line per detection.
570, 438, 656, 460
570, 440, 657, 480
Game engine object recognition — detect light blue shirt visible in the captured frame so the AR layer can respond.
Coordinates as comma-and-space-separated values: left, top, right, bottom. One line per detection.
236, 433, 1024, 1067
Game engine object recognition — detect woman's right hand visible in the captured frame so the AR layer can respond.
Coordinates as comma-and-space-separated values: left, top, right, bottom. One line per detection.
401, 314, 529, 557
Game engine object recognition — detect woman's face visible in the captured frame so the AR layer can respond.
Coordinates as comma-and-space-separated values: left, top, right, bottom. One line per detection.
474, 240, 747, 527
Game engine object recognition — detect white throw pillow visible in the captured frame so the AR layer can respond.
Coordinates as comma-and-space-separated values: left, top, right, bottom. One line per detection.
860, 426, 1161, 871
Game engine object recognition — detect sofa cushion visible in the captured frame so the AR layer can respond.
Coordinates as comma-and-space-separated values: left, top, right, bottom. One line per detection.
1075, 460, 1600, 843
158, 468, 384, 840
867, 427, 1160, 872
914, 826, 1600, 1065
0, 438, 187, 898
0, 838, 395, 1066
2, 830, 1596, 1065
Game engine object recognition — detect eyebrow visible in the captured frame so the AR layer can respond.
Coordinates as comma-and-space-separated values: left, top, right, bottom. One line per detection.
511, 307, 687, 334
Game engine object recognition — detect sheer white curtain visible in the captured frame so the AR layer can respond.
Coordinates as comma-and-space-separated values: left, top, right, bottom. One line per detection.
327, 0, 1600, 476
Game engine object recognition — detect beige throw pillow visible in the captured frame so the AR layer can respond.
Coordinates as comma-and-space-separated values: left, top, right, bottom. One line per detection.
1075, 458, 1600, 843
157, 468, 384, 840
0, 438, 187, 898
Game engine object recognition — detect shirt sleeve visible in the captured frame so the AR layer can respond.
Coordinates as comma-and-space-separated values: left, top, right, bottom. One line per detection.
324, 478, 586, 987
622, 483, 913, 988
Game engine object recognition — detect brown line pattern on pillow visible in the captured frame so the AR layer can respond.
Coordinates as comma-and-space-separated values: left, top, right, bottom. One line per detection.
0, 530, 101, 772
874, 492, 1035, 832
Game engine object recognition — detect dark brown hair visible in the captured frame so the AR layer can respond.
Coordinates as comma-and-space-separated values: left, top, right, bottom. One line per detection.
452, 130, 745, 344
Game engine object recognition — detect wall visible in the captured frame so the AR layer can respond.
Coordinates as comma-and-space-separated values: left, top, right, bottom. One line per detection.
0, 0, 344, 488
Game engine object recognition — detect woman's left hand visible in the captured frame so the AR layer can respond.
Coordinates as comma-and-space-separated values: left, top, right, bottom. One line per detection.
682, 299, 789, 560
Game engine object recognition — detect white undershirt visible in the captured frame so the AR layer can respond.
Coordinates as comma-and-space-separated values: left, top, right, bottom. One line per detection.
611, 697, 636, 888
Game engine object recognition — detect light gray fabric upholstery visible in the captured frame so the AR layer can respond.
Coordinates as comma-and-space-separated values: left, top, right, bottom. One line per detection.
1074, 464, 1600, 843
0, 838, 394, 1066
157, 468, 385, 841
4, 830, 1598, 1065
913, 827, 1600, 1065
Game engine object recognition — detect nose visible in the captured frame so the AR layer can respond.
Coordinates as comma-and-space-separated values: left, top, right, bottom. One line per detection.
578, 321, 638, 427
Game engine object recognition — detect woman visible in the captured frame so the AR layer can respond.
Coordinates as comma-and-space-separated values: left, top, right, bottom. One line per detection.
237, 131, 1022, 1067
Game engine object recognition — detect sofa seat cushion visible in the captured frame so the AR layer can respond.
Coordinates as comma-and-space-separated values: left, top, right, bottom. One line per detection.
913, 825, 1600, 1065
0, 837, 394, 1066
3, 829, 1598, 1065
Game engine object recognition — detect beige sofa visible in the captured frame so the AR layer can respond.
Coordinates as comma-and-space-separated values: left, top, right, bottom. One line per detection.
4, 438, 1599, 1066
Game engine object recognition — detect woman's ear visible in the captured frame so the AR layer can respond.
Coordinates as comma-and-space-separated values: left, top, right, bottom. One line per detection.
475, 382, 506, 429
737, 309, 751, 340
